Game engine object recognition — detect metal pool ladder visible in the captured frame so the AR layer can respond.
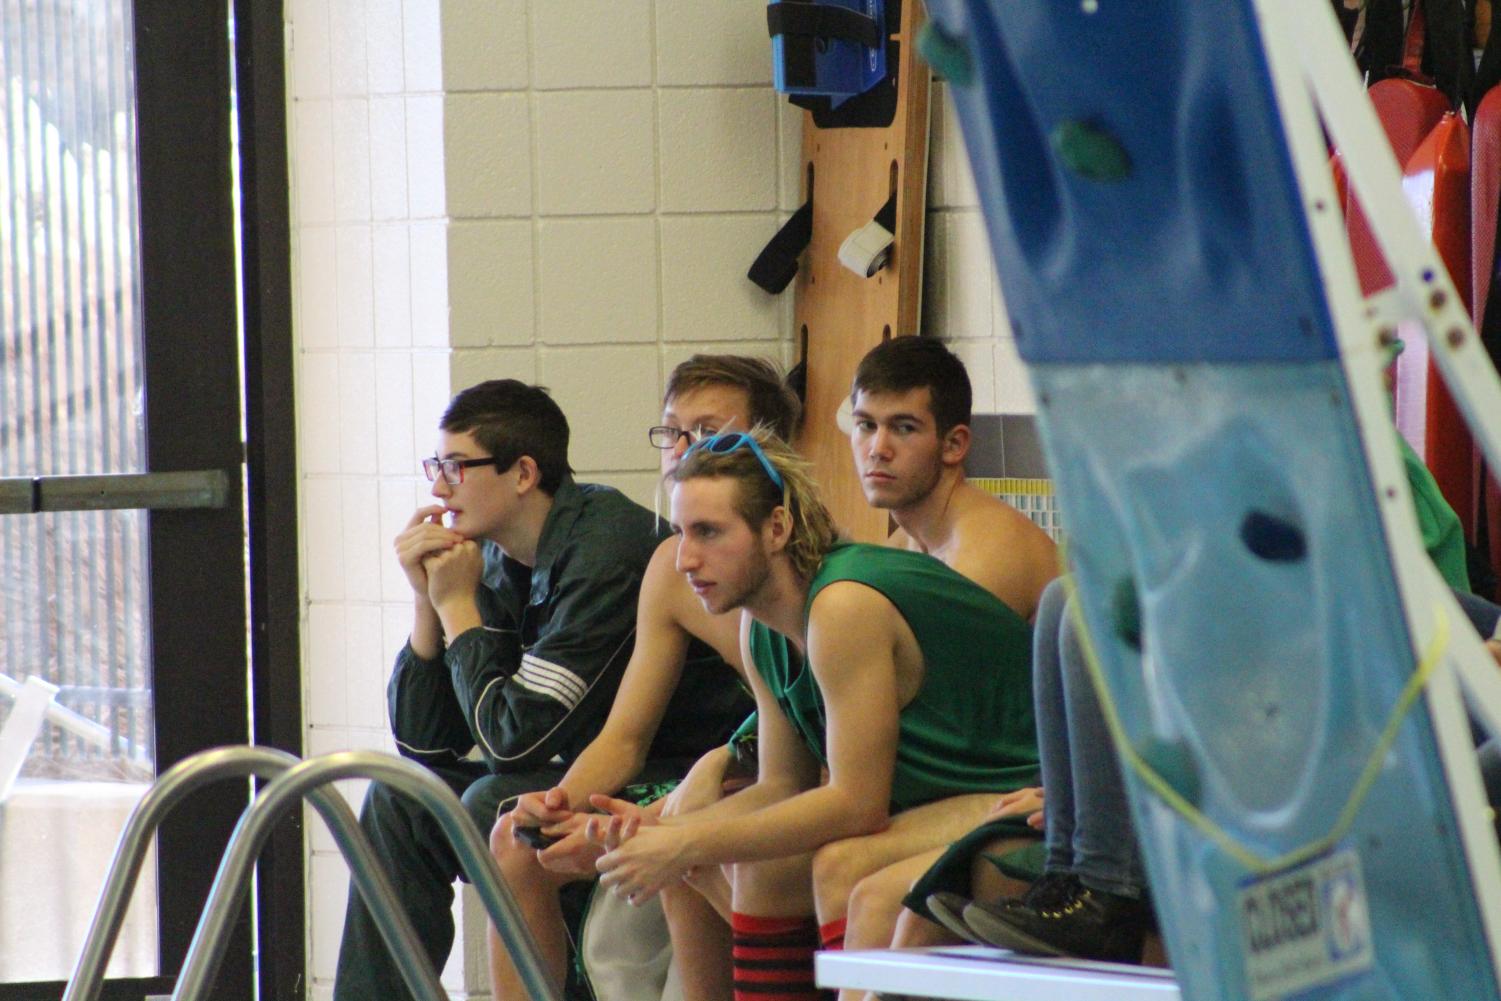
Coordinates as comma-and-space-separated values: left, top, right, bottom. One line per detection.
63, 746, 559, 1001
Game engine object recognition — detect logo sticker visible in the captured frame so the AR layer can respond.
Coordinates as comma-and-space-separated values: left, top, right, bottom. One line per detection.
1238, 849, 1372, 1001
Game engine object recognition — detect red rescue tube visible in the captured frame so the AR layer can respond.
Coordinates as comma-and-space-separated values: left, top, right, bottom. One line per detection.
1344, 79, 1448, 295
1400, 112, 1474, 538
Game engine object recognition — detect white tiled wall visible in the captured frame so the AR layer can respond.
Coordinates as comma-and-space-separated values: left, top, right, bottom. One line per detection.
925, 81, 1034, 415
286, 4, 1027, 998
289, 0, 439, 993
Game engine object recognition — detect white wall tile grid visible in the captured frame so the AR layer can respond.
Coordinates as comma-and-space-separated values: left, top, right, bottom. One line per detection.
285, 3, 1033, 996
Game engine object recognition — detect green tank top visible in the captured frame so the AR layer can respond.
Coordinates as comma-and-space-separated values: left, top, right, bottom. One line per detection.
1398, 435, 1470, 593
748, 542, 1039, 811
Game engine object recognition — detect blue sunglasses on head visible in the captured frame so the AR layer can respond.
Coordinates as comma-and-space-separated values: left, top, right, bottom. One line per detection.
683, 432, 785, 490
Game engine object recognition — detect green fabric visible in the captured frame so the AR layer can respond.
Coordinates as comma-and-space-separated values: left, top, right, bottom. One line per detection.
748, 543, 1039, 812
985, 840, 1049, 885
728, 711, 758, 746
1399, 435, 1471, 593
900, 815, 1039, 923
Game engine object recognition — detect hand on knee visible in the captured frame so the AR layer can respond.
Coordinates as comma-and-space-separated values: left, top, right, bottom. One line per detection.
491, 814, 545, 882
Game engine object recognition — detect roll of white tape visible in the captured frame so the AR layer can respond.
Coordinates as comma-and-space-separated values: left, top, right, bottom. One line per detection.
838, 219, 895, 277
836, 395, 855, 434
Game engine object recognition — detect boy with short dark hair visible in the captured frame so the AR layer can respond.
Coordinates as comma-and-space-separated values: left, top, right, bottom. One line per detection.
335, 379, 716, 1001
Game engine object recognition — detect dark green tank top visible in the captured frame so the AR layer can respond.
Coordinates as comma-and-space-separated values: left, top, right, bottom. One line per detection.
748, 542, 1038, 811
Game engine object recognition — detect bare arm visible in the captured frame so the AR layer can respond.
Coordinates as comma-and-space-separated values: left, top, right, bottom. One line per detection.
585, 612, 819, 861
564, 546, 698, 796
674, 584, 900, 855
594, 588, 905, 897
516, 541, 747, 835
597, 612, 817, 828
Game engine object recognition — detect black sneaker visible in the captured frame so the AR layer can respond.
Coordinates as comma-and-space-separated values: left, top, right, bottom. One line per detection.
962, 878, 1148, 964
926, 872, 1078, 946
925, 891, 984, 944
1016, 871, 1082, 912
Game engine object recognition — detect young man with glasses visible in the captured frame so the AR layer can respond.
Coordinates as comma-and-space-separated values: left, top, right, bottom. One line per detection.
334, 378, 748, 1001
482, 356, 801, 1001
587, 428, 1042, 1001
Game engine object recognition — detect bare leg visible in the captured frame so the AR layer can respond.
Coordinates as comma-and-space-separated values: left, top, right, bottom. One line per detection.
666, 853, 818, 1000
810, 793, 994, 925
659, 750, 740, 1001
662, 876, 736, 1001
836, 834, 1035, 1001
833, 848, 956, 1001
732, 854, 818, 917
487, 813, 574, 1001
843, 848, 947, 953
967, 836, 1032, 903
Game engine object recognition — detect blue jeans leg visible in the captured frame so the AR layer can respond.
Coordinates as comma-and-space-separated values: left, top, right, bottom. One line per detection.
1058, 602, 1145, 899
1034, 577, 1076, 874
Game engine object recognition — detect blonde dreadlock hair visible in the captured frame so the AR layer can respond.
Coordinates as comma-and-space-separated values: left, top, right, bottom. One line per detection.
668, 426, 840, 582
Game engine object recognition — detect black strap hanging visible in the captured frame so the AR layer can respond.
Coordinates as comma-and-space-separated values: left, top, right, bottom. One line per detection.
1420, 0, 1475, 113
1354, 0, 1406, 84
747, 199, 814, 294
873, 191, 896, 233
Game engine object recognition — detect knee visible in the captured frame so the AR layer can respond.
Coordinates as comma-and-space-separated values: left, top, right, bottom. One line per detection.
458, 777, 507, 832
660, 754, 728, 820
811, 837, 867, 902
852, 862, 909, 910
358, 779, 408, 833
489, 811, 513, 858
488, 813, 547, 886
847, 861, 912, 928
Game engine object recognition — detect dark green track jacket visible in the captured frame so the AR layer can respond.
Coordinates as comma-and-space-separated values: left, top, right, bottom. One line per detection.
388, 477, 747, 773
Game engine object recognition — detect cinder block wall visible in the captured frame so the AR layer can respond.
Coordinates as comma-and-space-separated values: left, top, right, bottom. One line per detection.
285, 3, 1031, 997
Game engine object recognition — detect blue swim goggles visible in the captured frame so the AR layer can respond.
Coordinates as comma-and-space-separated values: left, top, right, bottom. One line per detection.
683, 432, 785, 490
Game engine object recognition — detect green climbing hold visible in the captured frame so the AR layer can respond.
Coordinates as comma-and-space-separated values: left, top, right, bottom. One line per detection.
1051, 119, 1132, 182
1136, 735, 1202, 807
916, 21, 973, 87
1112, 577, 1142, 651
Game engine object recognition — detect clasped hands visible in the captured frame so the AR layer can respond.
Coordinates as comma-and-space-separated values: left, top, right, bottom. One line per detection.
510, 787, 691, 905
395, 505, 483, 610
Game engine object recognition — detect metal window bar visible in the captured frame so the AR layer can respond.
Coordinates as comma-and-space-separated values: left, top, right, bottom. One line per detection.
0, 671, 147, 764
63, 747, 559, 1001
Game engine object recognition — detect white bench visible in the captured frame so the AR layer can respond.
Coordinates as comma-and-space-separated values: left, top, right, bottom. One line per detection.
816, 946, 1179, 1001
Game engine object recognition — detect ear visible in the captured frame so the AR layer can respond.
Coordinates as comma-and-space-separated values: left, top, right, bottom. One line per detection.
941, 424, 971, 467
763, 505, 794, 554
513, 455, 542, 495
